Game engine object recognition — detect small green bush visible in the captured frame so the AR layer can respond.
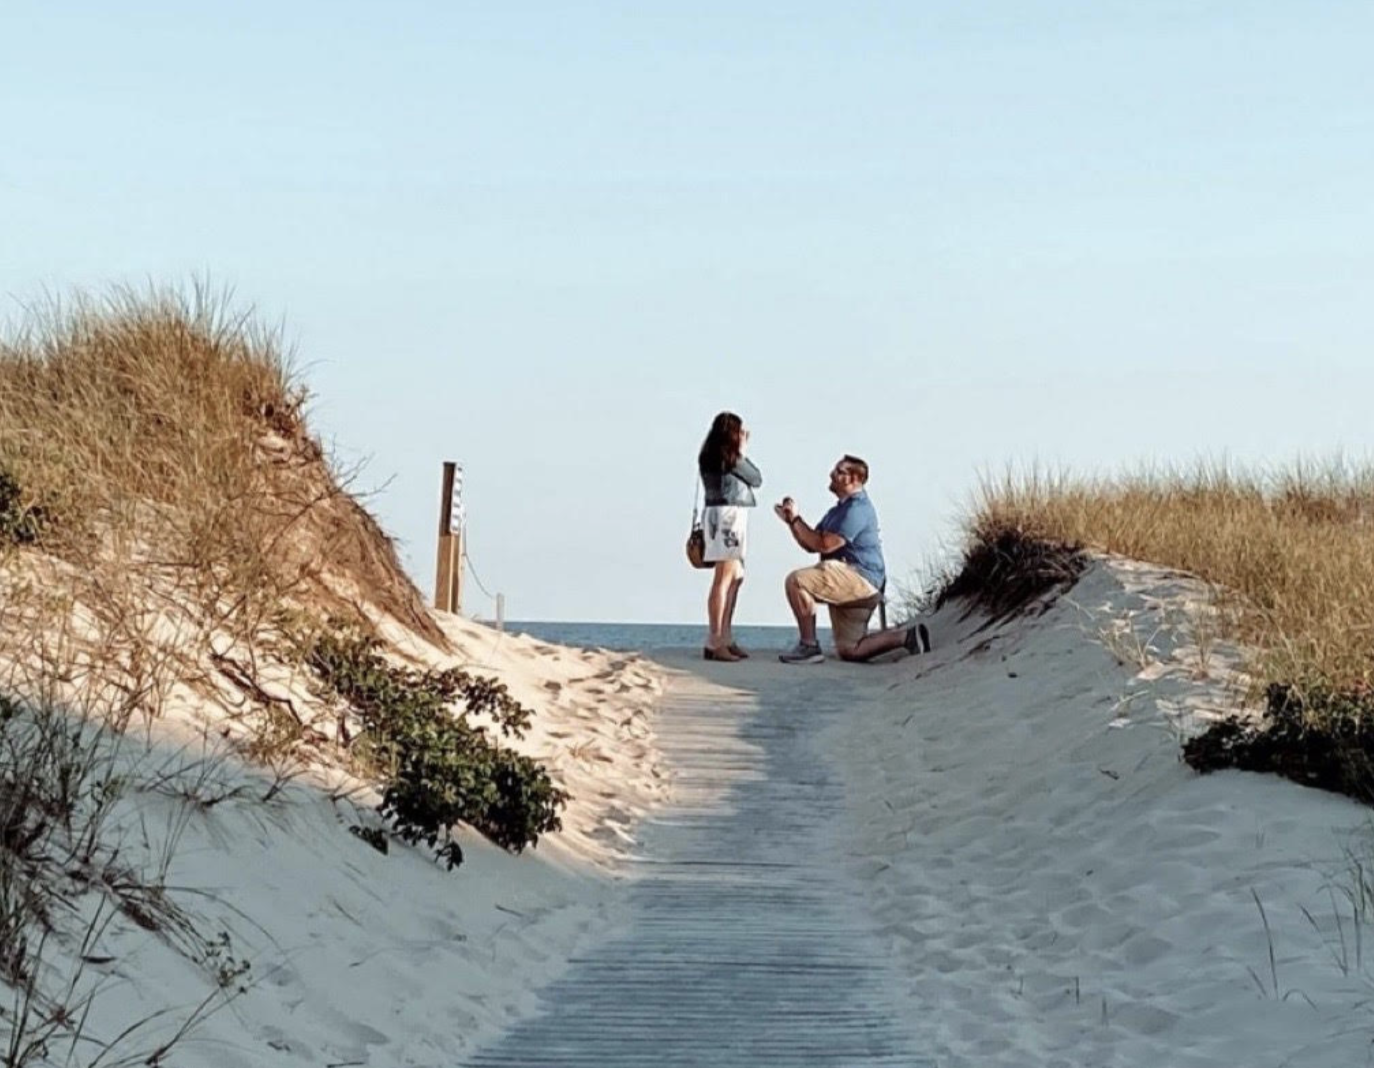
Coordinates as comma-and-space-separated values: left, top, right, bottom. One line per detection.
0, 468, 43, 546
1184, 682, 1374, 803
305, 629, 567, 869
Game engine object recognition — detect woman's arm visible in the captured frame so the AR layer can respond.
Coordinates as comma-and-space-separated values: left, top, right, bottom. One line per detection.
731, 457, 763, 488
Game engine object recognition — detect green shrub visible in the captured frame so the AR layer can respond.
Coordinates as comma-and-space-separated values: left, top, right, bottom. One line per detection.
1184, 683, 1374, 804
304, 629, 567, 869
0, 468, 43, 546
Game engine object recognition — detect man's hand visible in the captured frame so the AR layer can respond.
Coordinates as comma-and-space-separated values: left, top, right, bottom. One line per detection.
774, 496, 797, 523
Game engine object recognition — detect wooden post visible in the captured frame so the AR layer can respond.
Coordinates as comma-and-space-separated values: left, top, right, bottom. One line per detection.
495, 592, 505, 632
434, 462, 456, 612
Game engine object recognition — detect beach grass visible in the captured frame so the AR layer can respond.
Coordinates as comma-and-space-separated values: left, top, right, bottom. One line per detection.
0, 283, 438, 666
957, 460, 1374, 694
946, 460, 1374, 801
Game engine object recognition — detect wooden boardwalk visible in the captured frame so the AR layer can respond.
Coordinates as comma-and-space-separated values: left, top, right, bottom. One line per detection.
464, 658, 931, 1067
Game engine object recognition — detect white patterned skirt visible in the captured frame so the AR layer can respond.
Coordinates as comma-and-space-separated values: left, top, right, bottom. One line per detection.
702, 505, 748, 563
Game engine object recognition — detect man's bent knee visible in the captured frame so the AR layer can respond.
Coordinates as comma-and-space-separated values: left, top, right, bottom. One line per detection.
829, 605, 874, 656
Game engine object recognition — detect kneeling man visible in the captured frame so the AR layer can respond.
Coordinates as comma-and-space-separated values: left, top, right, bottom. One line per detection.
776, 455, 930, 664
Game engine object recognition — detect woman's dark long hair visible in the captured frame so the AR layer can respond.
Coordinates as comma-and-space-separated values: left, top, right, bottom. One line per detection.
699, 411, 743, 474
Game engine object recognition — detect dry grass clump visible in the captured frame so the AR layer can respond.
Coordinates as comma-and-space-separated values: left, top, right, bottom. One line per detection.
0, 287, 293, 538
964, 462, 1374, 693
0, 284, 441, 717
935, 522, 1087, 622
2, 697, 265, 1066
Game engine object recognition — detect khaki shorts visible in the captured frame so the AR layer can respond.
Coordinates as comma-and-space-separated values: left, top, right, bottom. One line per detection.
789, 561, 881, 651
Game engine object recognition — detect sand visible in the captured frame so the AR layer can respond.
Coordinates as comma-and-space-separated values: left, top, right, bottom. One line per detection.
11, 555, 1374, 1066
831, 558, 1374, 1066
1, 610, 666, 1066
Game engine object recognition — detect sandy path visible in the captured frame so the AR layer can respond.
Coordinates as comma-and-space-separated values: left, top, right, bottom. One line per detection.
461, 653, 932, 1067
458, 560, 1374, 1068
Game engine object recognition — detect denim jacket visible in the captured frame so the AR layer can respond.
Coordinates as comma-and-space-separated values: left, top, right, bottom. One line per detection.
701, 457, 763, 507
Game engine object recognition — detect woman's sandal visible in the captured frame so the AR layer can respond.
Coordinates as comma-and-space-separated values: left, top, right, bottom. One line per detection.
703, 646, 741, 662
727, 644, 749, 659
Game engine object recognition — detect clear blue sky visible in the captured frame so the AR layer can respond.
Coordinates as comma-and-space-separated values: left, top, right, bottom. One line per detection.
4, 1, 1372, 623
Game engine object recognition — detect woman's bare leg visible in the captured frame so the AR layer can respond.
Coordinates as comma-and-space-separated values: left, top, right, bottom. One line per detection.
707, 561, 737, 650
723, 565, 745, 648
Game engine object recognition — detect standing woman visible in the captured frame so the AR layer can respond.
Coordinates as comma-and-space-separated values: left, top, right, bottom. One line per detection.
698, 411, 762, 661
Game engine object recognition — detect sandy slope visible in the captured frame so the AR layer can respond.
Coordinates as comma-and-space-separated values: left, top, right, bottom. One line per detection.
4, 616, 666, 1067
14, 556, 1374, 1067
834, 558, 1374, 1067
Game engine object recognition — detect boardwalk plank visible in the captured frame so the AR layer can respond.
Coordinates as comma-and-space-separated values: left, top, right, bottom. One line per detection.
462, 664, 931, 1067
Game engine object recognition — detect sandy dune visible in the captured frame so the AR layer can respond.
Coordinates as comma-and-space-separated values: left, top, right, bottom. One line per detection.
833, 559, 1374, 1067
3, 615, 667, 1066
12, 558, 1374, 1066
458, 557, 1374, 1066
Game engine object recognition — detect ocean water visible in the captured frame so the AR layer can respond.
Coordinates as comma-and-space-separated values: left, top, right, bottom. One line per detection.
505, 620, 812, 654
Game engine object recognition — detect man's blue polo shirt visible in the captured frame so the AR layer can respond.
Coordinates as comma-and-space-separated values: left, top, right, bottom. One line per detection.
815, 490, 886, 590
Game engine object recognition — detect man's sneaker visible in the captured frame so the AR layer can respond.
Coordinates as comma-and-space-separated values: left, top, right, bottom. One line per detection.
779, 641, 825, 665
904, 622, 932, 655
